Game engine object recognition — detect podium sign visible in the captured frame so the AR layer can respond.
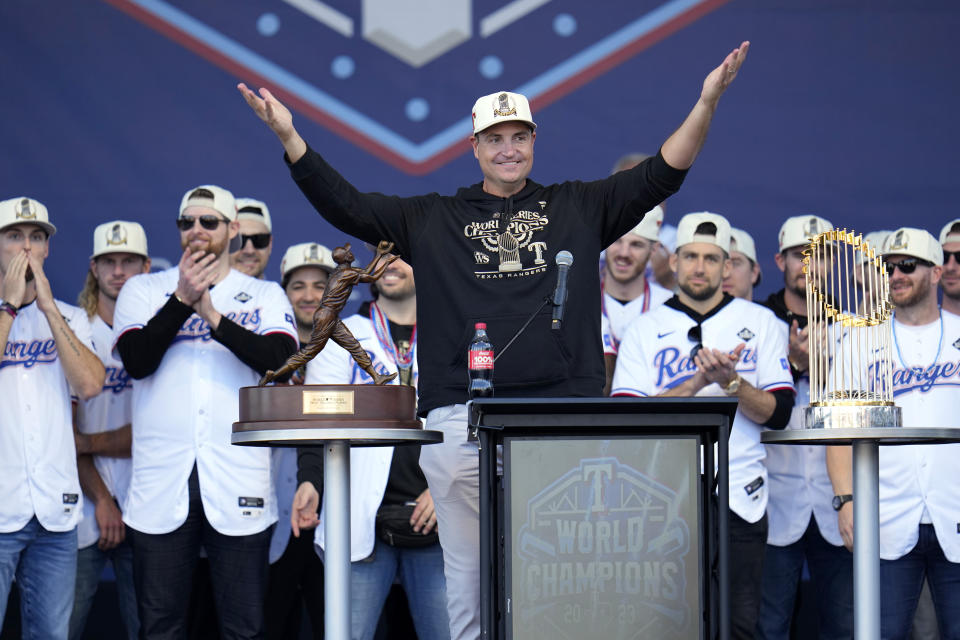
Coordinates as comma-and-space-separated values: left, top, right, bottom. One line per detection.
505, 436, 701, 639
472, 398, 735, 640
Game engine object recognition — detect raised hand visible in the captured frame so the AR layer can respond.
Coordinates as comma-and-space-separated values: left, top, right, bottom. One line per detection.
695, 343, 745, 387
237, 83, 307, 162
27, 252, 57, 314
701, 41, 750, 107
175, 248, 218, 306
1, 251, 29, 307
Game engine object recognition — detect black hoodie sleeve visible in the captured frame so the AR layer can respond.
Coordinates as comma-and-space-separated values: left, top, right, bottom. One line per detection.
116, 295, 195, 379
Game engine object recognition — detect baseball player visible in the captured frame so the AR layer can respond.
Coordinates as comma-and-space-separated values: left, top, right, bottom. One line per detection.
230, 197, 273, 279
601, 204, 672, 393
0, 197, 105, 638
68, 221, 151, 640
722, 227, 762, 301
755, 215, 853, 640
939, 218, 960, 317
827, 227, 960, 638
612, 211, 795, 640
264, 241, 336, 640
292, 252, 450, 640
112, 185, 298, 638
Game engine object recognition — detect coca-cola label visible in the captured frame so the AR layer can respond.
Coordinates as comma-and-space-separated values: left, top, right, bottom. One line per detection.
469, 350, 494, 370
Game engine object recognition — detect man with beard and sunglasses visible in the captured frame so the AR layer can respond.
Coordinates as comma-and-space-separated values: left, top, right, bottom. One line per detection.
230, 197, 274, 279
612, 211, 795, 640
111, 185, 298, 639
827, 227, 960, 639
754, 214, 855, 640
939, 219, 960, 317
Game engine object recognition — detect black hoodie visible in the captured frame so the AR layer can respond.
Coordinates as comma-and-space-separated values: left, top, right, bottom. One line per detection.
288, 146, 687, 415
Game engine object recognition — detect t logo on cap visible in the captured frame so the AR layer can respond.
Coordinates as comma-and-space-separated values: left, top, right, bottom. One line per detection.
888, 229, 908, 252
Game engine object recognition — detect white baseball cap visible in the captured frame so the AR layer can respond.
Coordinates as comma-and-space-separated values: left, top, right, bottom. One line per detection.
471, 91, 536, 135
939, 218, 960, 246
280, 242, 336, 280
626, 205, 664, 242
236, 197, 272, 232
0, 197, 56, 236
778, 215, 833, 252
882, 227, 943, 266
861, 230, 891, 260
179, 185, 237, 221
91, 220, 149, 259
675, 212, 731, 253
729, 227, 758, 263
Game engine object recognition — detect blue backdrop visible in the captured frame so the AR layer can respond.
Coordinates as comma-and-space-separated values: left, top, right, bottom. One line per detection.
2, 0, 958, 304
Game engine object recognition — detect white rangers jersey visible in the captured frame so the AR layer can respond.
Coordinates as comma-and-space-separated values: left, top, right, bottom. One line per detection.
0, 300, 93, 532
873, 311, 960, 561
113, 267, 297, 536
601, 278, 672, 355
611, 296, 795, 523
76, 315, 135, 549
304, 309, 418, 561
763, 369, 842, 547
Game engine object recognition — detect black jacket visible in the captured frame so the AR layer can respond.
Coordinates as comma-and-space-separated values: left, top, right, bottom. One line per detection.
289, 147, 687, 414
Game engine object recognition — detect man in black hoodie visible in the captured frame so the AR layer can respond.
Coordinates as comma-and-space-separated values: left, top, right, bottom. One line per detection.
239, 41, 750, 640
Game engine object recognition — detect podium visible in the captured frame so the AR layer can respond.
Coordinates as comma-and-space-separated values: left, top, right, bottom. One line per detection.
470, 397, 737, 640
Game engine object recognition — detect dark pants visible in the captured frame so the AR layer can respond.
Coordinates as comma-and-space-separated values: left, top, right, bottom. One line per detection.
756, 515, 853, 640
727, 510, 768, 640
880, 525, 960, 640
264, 532, 325, 640
129, 466, 271, 640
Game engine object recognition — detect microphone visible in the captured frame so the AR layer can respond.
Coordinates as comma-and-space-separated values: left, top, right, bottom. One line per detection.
551, 251, 574, 330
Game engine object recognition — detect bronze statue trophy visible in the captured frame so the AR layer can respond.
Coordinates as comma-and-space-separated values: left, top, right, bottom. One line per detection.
260, 240, 398, 386
232, 241, 441, 640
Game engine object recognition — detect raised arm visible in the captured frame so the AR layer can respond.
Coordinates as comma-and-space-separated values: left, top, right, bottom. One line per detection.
238, 83, 307, 163
30, 254, 104, 399
661, 41, 750, 170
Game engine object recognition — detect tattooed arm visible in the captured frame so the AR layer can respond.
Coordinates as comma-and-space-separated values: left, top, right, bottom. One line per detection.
30, 254, 105, 399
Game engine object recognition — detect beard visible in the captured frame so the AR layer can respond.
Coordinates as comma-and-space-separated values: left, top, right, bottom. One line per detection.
181, 233, 229, 258
679, 279, 720, 302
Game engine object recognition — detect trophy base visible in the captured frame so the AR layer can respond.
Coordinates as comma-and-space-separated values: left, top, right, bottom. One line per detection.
234, 384, 420, 432
804, 404, 902, 430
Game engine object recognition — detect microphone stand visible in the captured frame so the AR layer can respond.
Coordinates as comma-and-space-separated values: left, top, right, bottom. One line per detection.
494, 295, 553, 363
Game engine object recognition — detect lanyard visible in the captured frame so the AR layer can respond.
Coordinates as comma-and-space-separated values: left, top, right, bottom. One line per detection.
892, 309, 943, 372
369, 302, 416, 371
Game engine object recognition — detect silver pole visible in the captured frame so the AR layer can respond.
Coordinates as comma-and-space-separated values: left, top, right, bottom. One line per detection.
324, 441, 352, 640
853, 439, 881, 640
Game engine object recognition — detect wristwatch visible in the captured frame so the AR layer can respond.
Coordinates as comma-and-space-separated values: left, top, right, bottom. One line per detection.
723, 374, 741, 395
832, 494, 853, 511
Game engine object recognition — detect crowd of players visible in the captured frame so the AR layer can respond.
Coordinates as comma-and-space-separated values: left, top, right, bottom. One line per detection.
3, 42, 960, 639
3, 185, 958, 640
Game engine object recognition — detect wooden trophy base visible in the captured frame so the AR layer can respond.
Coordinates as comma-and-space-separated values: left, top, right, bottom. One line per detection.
232, 384, 440, 447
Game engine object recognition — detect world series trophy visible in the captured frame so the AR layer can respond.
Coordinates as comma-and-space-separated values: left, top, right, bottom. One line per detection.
802, 228, 901, 430
231, 241, 441, 640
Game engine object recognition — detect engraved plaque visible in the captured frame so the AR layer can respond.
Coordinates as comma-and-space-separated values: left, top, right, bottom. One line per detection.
303, 389, 355, 415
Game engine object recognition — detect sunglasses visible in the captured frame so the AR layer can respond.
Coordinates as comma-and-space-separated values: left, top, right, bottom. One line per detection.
943, 250, 960, 265
176, 215, 230, 232
240, 233, 271, 249
688, 324, 703, 360
883, 257, 931, 276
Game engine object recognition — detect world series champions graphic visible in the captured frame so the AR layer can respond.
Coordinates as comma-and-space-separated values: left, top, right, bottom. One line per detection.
508, 439, 700, 640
